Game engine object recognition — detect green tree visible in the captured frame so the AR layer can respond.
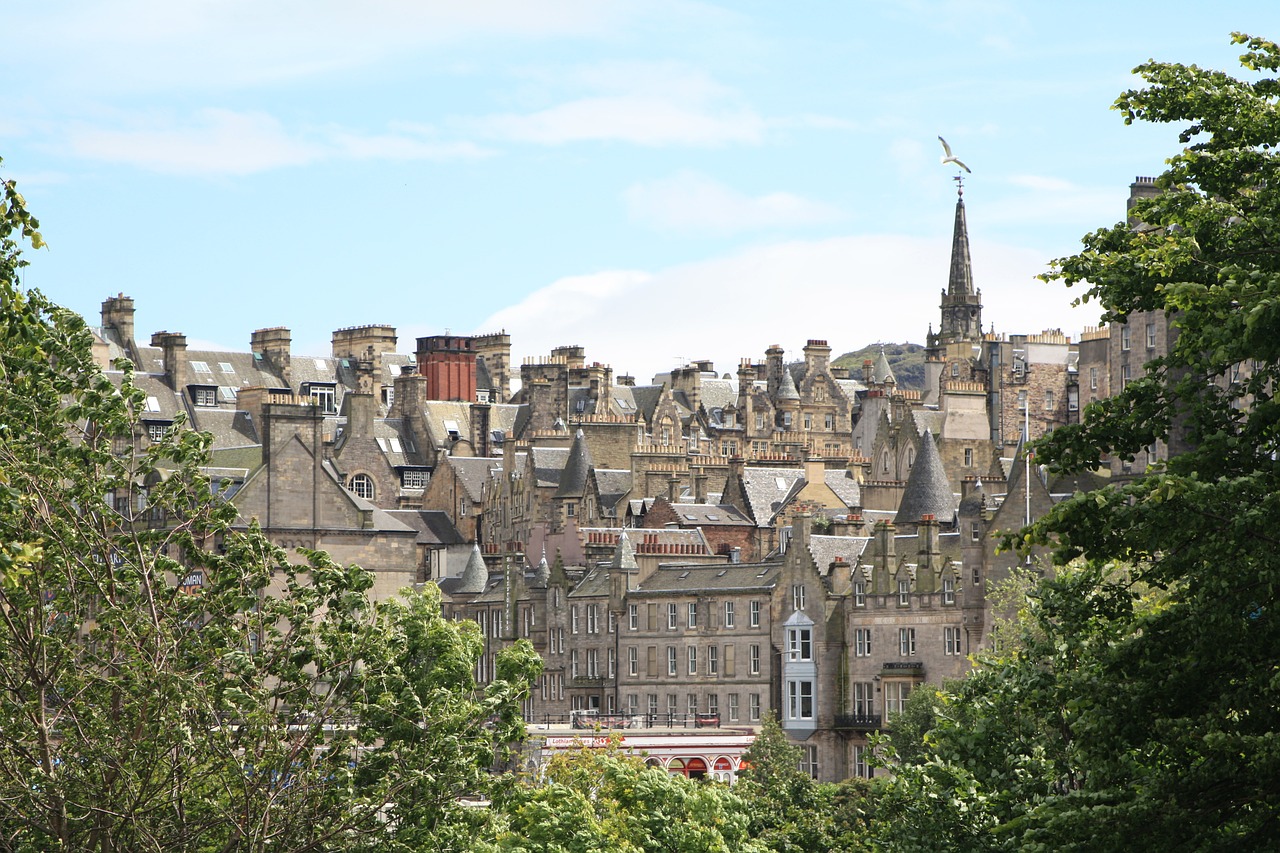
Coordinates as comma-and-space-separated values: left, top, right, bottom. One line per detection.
487, 741, 765, 853
879, 33, 1280, 850
733, 715, 842, 852
0, 161, 539, 851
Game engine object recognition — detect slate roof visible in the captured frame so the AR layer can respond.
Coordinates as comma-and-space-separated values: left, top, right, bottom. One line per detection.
458, 545, 489, 593
569, 566, 612, 598
809, 534, 871, 572
738, 467, 805, 527
612, 530, 638, 570
634, 561, 780, 595
700, 378, 737, 411
666, 503, 752, 526
823, 469, 862, 509
448, 456, 501, 504
188, 408, 260, 450
555, 429, 593, 498
873, 348, 896, 385
911, 409, 946, 438
531, 447, 571, 489
895, 430, 958, 523
385, 509, 466, 546
776, 365, 800, 401
591, 468, 632, 514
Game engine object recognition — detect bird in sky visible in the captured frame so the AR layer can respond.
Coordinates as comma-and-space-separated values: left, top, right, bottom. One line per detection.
938, 136, 971, 173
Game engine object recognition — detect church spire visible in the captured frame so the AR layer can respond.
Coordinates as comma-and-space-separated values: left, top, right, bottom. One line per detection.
933, 187, 983, 348
947, 189, 974, 299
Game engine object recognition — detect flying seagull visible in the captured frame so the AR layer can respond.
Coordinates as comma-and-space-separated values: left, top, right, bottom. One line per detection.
938, 136, 971, 173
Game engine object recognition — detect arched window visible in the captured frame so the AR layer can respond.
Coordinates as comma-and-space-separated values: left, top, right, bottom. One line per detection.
349, 473, 374, 500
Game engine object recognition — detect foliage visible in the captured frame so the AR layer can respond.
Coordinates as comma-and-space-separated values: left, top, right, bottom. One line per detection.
0, 163, 539, 851
833, 343, 926, 389
486, 741, 765, 853
733, 715, 845, 852
879, 33, 1280, 850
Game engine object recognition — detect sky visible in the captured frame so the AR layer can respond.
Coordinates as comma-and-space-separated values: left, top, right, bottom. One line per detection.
3, 2, 1277, 384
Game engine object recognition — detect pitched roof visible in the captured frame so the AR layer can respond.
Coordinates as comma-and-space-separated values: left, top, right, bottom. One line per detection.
739, 467, 805, 527
458, 544, 489, 593
448, 455, 501, 504
634, 561, 780, 594
823, 469, 862, 509
776, 364, 800, 400
895, 430, 957, 523
531, 446, 570, 488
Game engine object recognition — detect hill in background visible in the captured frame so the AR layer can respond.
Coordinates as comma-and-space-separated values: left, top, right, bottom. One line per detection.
833, 342, 926, 390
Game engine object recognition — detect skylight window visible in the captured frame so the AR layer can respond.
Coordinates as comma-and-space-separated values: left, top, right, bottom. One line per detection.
313, 359, 327, 370
219, 362, 234, 374
145, 396, 161, 413
775, 477, 788, 489
191, 361, 212, 374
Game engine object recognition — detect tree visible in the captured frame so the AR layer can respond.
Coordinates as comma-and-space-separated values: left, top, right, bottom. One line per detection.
0, 160, 540, 851
487, 741, 766, 853
879, 33, 1280, 850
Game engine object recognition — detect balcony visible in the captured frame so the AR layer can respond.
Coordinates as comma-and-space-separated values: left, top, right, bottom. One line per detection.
881, 661, 923, 676
833, 713, 882, 731
570, 675, 607, 688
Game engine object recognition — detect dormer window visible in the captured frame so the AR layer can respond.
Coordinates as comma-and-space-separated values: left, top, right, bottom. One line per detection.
305, 383, 336, 414
191, 386, 217, 407
348, 474, 374, 500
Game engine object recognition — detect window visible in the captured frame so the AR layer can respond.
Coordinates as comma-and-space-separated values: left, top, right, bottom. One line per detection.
308, 384, 336, 414
755, 412, 765, 430
853, 745, 872, 779
944, 626, 962, 656
668, 604, 678, 630
787, 680, 814, 720
587, 604, 599, 634
570, 650, 579, 678
708, 645, 718, 676
191, 360, 212, 375
787, 627, 812, 661
854, 628, 872, 657
1121, 324, 1131, 351
402, 469, 428, 489
571, 605, 579, 634
628, 604, 638, 630
853, 581, 866, 607
1146, 322, 1157, 349
1017, 389, 1027, 411
608, 612, 616, 634
667, 647, 677, 676
668, 694, 678, 717
750, 600, 761, 627
587, 649, 598, 678
728, 693, 739, 721
898, 579, 910, 607
783, 411, 792, 429
688, 646, 698, 675
724, 600, 735, 628
899, 627, 916, 657
628, 647, 638, 676
853, 682, 874, 716
750, 693, 761, 721
608, 648, 616, 678
942, 578, 956, 605
792, 585, 806, 611
627, 694, 638, 715
648, 694, 658, 717
971, 521, 982, 542
825, 413, 835, 430
1090, 366, 1099, 390
146, 422, 168, 443
348, 474, 374, 500
803, 413, 812, 430
565, 502, 575, 517
193, 387, 217, 407
1122, 363, 1132, 388
885, 681, 912, 715
1044, 389, 1055, 411
749, 644, 761, 675
687, 602, 698, 629
964, 447, 973, 467
800, 745, 819, 779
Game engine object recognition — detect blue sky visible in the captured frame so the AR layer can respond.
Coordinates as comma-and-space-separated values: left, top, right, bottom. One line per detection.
3, 2, 1275, 383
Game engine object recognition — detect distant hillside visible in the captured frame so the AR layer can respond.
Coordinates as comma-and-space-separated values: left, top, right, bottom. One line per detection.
834, 342, 926, 390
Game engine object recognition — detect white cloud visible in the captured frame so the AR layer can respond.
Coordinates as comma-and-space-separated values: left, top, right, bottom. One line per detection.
63, 109, 490, 176
475, 233, 1102, 385
624, 171, 843, 234
466, 60, 766, 147
66, 110, 322, 176
470, 96, 764, 147
11, 0, 644, 94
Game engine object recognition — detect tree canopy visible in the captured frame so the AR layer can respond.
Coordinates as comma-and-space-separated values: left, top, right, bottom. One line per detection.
876, 33, 1280, 850
0, 159, 541, 851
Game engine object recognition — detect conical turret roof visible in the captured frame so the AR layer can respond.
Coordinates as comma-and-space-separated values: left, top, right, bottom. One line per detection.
458, 543, 489, 594
533, 548, 551, 587
776, 365, 800, 401
555, 428, 593, 498
896, 430, 957, 523
873, 348, 896, 385
611, 530, 638, 571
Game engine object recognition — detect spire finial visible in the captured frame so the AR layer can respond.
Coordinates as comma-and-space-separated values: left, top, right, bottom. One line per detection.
954, 173, 964, 197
